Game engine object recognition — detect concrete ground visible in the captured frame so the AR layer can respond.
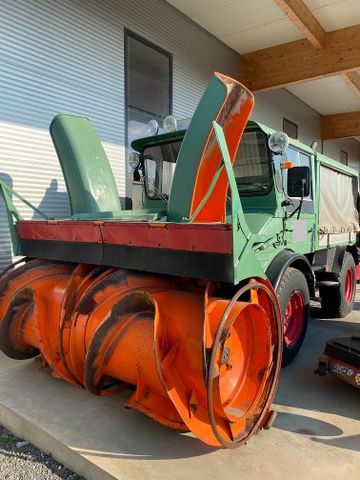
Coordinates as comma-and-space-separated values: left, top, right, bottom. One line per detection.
0, 294, 359, 480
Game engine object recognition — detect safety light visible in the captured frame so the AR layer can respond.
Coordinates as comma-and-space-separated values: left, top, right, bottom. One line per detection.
147, 119, 159, 136
268, 131, 289, 154
163, 115, 178, 133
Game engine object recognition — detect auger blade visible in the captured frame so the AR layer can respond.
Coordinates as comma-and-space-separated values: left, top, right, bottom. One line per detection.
0, 262, 281, 448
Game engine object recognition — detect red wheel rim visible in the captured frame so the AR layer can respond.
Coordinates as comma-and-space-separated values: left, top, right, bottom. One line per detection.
284, 291, 304, 347
344, 267, 355, 304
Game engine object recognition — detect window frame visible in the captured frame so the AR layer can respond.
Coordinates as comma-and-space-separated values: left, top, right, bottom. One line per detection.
283, 145, 315, 215
340, 149, 349, 166
124, 29, 173, 149
283, 118, 298, 140
285, 146, 313, 199
141, 139, 182, 200
234, 128, 274, 197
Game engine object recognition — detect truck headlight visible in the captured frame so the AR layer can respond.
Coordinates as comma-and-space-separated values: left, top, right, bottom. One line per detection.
268, 131, 289, 154
128, 151, 140, 170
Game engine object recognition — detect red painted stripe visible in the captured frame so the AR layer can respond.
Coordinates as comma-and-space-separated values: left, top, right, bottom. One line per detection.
16, 220, 233, 254
16, 221, 102, 243
100, 222, 232, 253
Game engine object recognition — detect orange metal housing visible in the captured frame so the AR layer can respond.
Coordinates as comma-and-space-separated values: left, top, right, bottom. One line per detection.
0, 259, 282, 448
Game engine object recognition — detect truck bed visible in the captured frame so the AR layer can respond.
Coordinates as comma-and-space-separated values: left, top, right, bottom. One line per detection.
16, 220, 234, 282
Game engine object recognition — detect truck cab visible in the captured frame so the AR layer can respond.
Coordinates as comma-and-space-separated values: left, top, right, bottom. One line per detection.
131, 119, 316, 253
130, 114, 359, 365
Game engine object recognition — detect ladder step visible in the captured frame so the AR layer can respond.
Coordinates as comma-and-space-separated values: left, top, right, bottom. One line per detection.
316, 280, 340, 289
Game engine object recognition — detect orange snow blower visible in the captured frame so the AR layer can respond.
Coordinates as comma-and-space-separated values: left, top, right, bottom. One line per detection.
0, 73, 282, 448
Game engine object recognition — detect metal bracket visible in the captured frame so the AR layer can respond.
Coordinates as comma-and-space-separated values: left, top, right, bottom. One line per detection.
0, 179, 50, 256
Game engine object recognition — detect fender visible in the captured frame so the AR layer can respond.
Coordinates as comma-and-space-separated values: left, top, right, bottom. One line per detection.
331, 246, 347, 274
346, 244, 359, 266
266, 249, 315, 297
316, 245, 356, 278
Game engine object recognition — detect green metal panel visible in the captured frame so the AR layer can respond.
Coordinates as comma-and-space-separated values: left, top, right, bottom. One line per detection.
131, 129, 186, 153
0, 179, 51, 256
212, 121, 265, 282
50, 114, 121, 215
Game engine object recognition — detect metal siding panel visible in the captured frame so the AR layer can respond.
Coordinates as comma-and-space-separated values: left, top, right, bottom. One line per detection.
252, 87, 360, 176
0, 0, 239, 268
323, 139, 360, 175
252, 88, 322, 147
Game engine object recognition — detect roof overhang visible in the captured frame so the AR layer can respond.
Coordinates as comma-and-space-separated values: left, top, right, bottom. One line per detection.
167, 0, 360, 142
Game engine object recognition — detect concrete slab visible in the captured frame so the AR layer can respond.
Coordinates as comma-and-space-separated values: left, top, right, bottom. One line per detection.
0, 295, 359, 480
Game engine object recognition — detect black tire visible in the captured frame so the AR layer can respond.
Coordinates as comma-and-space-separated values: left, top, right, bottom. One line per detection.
276, 267, 310, 367
320, 252, 356, 318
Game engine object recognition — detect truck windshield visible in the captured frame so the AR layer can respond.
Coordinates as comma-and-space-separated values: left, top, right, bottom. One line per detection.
142, 129, 271, 199
234, 130, 271, 194
143, 141, 182, 198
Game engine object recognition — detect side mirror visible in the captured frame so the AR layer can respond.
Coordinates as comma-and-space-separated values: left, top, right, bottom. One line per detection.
287, 166, 311, 197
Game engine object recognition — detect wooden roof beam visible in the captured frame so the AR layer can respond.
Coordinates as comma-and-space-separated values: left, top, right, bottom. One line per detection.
241, 23, 360, 92
321, 111, 360, 140
341, 71, 360, 97
274, 0, 360, 98
273, 0, 325, 49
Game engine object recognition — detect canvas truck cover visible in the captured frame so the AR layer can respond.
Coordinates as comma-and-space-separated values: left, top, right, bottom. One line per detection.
319, 165, 359, 234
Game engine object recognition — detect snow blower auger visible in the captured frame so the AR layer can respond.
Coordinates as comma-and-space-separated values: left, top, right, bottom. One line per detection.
0, 73, 282, 448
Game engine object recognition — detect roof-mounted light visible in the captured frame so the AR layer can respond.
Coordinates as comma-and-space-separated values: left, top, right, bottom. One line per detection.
163, 115, 178, 133
147, 119, 159, 136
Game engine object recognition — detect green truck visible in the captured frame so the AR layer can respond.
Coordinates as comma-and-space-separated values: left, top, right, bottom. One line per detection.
0, 72, 358, 447
130, 79, 359, 366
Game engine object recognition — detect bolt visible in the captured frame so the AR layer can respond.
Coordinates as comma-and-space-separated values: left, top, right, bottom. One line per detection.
221, 347, 230, 365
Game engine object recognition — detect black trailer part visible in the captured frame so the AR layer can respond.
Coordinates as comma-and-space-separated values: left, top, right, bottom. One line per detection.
315, 336, 360, 389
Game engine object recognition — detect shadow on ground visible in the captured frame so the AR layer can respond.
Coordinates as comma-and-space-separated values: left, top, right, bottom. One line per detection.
275, 315, 359, 419
273, 304, 360, 454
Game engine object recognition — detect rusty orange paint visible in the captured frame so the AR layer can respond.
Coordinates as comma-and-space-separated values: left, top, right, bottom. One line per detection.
189, 73, 254, 223
0, 261, 282, 448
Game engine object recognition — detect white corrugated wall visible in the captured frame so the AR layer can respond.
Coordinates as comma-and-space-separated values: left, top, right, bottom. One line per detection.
0, 0, 239, 268
1, 0, 358, 269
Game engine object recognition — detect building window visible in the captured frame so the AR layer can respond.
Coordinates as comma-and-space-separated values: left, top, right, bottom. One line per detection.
340, 150, 348, 165
283, 118, 298, 140
125, 30, 172, 146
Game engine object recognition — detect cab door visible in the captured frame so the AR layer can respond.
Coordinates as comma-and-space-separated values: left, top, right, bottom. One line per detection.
283, 147, 316, 254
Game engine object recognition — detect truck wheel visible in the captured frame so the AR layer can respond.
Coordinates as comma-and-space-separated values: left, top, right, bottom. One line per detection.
320, 252, 356, 318
276, 267, 309, 366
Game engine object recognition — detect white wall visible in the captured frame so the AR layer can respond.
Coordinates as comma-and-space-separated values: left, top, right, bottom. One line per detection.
252, 88, 322, 148
251, 87, 360, 170
323, 138, 360, 172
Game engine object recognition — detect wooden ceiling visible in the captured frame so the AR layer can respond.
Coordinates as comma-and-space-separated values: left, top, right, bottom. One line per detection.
168, 0, 360, 140
241, 0, 360, 139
